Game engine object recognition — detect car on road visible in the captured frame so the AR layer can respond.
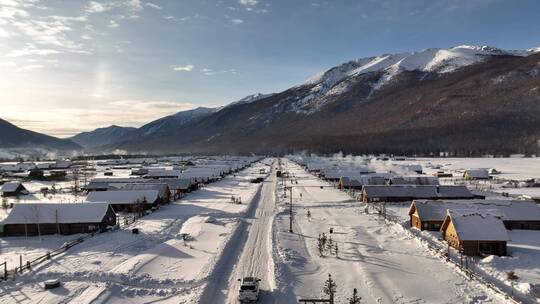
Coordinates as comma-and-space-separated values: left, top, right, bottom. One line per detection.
238, 276, 261, 303
250, 177, 264, 183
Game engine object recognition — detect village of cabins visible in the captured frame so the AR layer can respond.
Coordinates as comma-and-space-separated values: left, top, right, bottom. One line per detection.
2, 156, 539, 255
0, 157, 259, 237
1, 155, 540, 300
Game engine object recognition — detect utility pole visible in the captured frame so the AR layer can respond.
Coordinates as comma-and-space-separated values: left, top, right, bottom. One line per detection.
289, 186, 293, 233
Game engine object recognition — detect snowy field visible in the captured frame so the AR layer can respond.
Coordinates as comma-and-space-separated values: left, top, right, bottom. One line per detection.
414, 157, 540, 181
271, 161, 507, 303
0, 161, 271, 303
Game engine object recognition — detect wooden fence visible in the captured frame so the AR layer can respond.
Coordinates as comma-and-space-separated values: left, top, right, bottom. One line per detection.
1, 232, 95, 281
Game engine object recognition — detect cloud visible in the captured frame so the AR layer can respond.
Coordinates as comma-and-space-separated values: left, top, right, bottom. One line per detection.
0, 61, 17, 67
7, 44, 62, 57
173, 64, 194, 71
145, 2, 162, 10
0, 5, 29, 20
201, 68, 214, 75
231, 18, 244, 24
239, 0, 258, 6
0, 27, 11, 37
85, 0, 143, 16
85, 1, 109, 13
108, 20, 119, 28
125, 0, 143, 11
17, 64, 44, 71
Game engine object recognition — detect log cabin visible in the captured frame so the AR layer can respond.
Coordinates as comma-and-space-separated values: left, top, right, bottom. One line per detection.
0, 182, 28, 197
0, 202, 116, 237
409, 200, 540, 231
361, 185, 475, 203
441, 210, 509, 256
463, 169, 490, 180
86, 190, 159, 212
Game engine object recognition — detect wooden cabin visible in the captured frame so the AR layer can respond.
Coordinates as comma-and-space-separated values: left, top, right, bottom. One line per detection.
338, 176, 386, 190
441, 210, 509, 256
0, 182, 28, 197
409, 200, 540, 231
0, 202, 116, 237
86, 190, 159, 212
116, 183, 171, 204
388, 176, 439, 186
463, 169, 490, 180
85, 178, 149, 192
361, 185, 474, 203
159, 178, 196, 198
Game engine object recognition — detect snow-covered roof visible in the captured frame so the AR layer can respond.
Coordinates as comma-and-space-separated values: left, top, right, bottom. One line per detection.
145, 169, 182, 178
340, 176, 386, 187
0, 182, 25, 193
0, 202, 112, 225
437, 186, 473, 198
363, 185, 436, 198
159, 178, 193, 190
464, 169, 489, 178
86, 190, 159, 205
389, 176, 439, 186
90, 178, 149, 183
445, 210, 510, 241
363, 185, 472, 199
116, 183, 169, 197
411, 200, 540, 221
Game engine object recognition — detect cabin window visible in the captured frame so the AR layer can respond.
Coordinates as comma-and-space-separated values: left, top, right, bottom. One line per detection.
433, 223, 441, 230
88, 225, 98, 231
479, 242, 498, 255
423, 222, 428, 229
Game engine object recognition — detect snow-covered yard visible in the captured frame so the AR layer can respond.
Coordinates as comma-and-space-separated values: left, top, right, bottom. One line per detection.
271, 160, 507, 303
0, 161, 270, 303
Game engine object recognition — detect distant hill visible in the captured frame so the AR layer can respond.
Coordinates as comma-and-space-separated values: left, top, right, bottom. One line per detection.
72, 107, 217, 150
0, 118, 81, 151
70, 125, 137, 149
110, 45, 540, 156
137, 107, 217, 137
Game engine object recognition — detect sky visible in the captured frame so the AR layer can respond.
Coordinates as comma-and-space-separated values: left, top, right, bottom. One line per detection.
1, 0, 540, 137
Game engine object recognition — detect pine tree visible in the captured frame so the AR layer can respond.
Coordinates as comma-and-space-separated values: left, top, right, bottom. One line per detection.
327, 236, 333, 250
334, 243, 339, 257
323, 273, 337, 299
318, 234, 325, 256
348, 288, 361, 304
321, 233, 327, 248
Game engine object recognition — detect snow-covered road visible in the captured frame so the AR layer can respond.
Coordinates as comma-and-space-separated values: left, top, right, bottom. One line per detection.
273, 160, 506, 304
199, 160, 278, 304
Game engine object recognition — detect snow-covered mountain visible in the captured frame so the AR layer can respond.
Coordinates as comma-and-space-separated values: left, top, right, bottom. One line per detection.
112, 45, 540, 156
292, 45, 539, 113
226, 93, 275, 107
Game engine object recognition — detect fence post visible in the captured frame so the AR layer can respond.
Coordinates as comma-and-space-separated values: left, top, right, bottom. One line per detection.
19, 255, 22, 273
3, 262, 6, 281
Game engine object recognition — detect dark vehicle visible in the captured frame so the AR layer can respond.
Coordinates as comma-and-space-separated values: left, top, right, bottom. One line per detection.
250, 177, 264, 183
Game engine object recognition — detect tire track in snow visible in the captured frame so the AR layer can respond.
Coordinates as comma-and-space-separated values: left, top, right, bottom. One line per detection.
197, 172, 268, 303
